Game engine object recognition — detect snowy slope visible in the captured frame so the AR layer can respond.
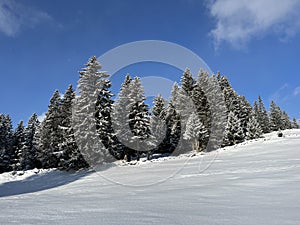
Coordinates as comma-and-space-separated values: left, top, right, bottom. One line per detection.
1, 129, 300, 225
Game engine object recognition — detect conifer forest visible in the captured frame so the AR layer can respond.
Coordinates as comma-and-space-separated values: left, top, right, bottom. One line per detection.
0, 56, 299, 173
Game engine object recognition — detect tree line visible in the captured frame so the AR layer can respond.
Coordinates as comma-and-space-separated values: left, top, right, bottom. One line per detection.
0, 56, 299, 173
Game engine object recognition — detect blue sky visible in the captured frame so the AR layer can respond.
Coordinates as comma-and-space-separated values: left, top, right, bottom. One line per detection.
0, 0, 300, 126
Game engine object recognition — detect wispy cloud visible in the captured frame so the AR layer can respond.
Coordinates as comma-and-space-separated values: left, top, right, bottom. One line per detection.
270, 83, 290, 103
207, 0, 300, 49
269, 83, 300, 104
294, 86, 300, 96
0, 0, 52, 37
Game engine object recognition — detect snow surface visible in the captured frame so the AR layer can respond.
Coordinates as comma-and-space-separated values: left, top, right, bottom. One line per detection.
1, 129, 300, 225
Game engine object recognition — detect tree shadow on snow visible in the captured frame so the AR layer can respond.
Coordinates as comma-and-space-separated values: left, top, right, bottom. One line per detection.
0, 170, 94, 197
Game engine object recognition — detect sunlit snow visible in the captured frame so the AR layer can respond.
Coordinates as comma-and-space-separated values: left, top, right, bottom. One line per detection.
1, 129, 300, 225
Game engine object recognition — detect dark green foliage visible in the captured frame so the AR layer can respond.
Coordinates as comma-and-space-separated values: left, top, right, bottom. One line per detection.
21, 114, 40, 170
191, 70, 211, 150
11, 121, 25, 171
73, 56, 114, 167
255, 96, 270, 133
37, 90, 62, 169
292, 118, 299, 129
180, 68, 194, 95
223, 112, 244, 146
269, 101, 283, 131
59, 85, 89, 171
0, 114, 14, 173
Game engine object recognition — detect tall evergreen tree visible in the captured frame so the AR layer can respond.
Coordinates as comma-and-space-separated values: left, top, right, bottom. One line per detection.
150, 94, 168, 156
204, 73, 227, 151
95, 73, 115, 158
38, 90, 62, 168
153, 83, 182, 155
292, 118, 299, 129
169, 81, 193, 154
218, 75, 247, 145
163, 102, 181, 154
127, 77, 154, 160
253, 101, 259, 120
191, 70, 211, 150
281, 111, 292, 130
0, 114, 14, 173
73, 56, 114, 167
192, 70, 211, 128
59, 85, 88, 170
21, 114, 40, 170
257, 96, 270, 133
183, 112, 209, 152
180, 68, 194, 95
237, 96, 252, 135
269, 101, 282, 131
217, 75, 239, 114
246, 114, 262, 140
112, 74, 133, 161
223, 112, 244, 146
175, 70, 200, 154
32, 119, 42, 168
152, 94, 167, 118
11, 121, 25, 171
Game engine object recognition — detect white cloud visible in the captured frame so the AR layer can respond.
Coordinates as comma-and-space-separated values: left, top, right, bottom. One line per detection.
294, 86, 300, 96
207, 0, 300, 49
0, 0, 52, 37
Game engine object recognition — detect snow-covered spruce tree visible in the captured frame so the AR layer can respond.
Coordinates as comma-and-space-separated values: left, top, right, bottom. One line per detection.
183, 112, 209, 152
38, 90, 62, 169
172, 70, 199, 154
168, 81, 193, 155
218, 74, 247, 145
223, 111, 244, 146
21, 113, 40, 170
191, 70, 211, 150
218, 73, 256, 144
163, 101, 181, 154
253, 101, 260, 125
180, 68, 195, 95
219, 76, 241, 118
32, 120, 42, 168
150, 93, 168, 156
152, 93, 167, 119
217, 74, 238, 114
0, 114, 14, 173
111, 74, 133, 161
269, 101, 283, 131
281, 111, 292, 130
246, 113, 263, 140
257, 96, 270, 133
95, 73, 116, 159
237, 96, 252, 135
11, 121, 25, 171
73, 56, 114, 167
127, 77, 154, 161
292, 118, 299, 129
170, 82, 180, 104
253, 101, 259, 117
192, 70, 211, 128
199, 73, 227, 151
58, 85, 88, 170
153, 83, 182, 155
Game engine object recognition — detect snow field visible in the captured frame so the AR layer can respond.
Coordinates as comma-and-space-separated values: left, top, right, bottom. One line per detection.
0, 129, 300, 225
